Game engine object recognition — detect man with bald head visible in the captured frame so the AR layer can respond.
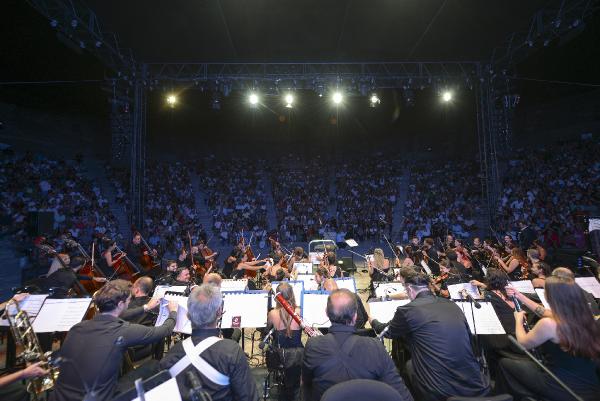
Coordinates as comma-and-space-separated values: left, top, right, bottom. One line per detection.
302, 289, 413, 401
203, 272, 223, 287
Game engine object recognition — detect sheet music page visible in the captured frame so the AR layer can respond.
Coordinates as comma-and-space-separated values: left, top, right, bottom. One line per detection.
575, 277, 600, 298
301, 292, 330, 328
221, 279, 248, 292
271, 281, 304, 308
154, 294, 191, 334
308, 252, 320, 265
345, 239, 358, 247
456, 301, 506, 335
132, 377, 182, 401
221, 292, 269, 329
31, 298, 92, 333
373, 282, 405, 299
367, 299, 410, 323
334, 277, 356, 293
152, 285, 187, 299
420, 260, 432, 275
448, 283, 483, 300
0, 294, 49, 326
535, 288, 550, 309
510, 280, 536, 294
588, 218, 600, 232
296, 274, 318, 290
293, 263, 313, 275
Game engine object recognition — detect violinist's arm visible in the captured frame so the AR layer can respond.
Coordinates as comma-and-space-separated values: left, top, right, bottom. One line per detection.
366, 261, 374, 276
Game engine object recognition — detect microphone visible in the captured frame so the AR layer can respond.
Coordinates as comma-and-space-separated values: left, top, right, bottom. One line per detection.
259, 327, 276, 350
461, 289, 482, 309
377, 325, 390, 341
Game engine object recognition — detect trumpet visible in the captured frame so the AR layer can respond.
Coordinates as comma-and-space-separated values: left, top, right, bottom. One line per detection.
5, 299, 59, 399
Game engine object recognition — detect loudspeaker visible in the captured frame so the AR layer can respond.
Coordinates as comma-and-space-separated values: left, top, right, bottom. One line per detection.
26, 211, 54, 236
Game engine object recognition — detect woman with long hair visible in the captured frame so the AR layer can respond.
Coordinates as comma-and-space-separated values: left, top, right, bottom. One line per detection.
368, 248, 391, 282
496, 247, 529, 280
498, 275, 600, 400
267, 282, 303, 401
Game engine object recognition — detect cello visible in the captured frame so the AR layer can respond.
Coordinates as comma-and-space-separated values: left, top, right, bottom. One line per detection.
241, 232, 257, 278
137, 232, 159, 272
109, 240, 141, 283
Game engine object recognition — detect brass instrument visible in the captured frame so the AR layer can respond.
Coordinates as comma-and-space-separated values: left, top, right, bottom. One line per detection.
5, 299, 59, 398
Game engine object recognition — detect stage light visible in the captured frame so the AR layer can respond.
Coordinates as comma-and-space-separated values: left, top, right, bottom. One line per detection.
332, 92, 343, 105
249, 93, 259, 105
370, 94, 380, 107
441, 91, 453, 102
284, 93, 294, 108
166, 94, 177, 107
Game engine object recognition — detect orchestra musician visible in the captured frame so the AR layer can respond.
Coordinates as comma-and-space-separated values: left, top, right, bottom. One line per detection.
320, 251, 342, 278
155, 260, 178, 286
171, 266, 194, 286
400, 245, 416, 267
49, 280, 178, 401
128, 232, 158, 272
367, 248, 392, 282
99, 238, 127, 278
495, 247, 529, 281
422, 238, 441, 276
429, 257, 462, 298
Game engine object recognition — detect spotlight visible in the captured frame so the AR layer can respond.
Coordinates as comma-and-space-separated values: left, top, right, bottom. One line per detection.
249, 93, 259, 105
332, 92, 343, 105
284, 93, 294, 108
369, 94, 380, 107
166, 94, 177, 107
441, 91, 453, 102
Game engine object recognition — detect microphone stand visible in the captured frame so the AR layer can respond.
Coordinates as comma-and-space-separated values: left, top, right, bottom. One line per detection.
507, 335, 584, 401
461, 290, 486, 375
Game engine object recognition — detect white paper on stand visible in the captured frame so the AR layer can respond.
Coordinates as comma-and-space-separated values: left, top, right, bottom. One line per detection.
31, 298, 92, 333
0, 294, 49, 326
447, 283, 483, 300
420, 260, 432, 275
132, 377, 182, 401
535, 288, 550, 309
155, 293, 191, 334
221, 292, 269, 329
301, 292, 330, 328
373, 282, 406, 299
367, 299, 410, 323
153, 285, 187, 299
220, 279, 248, 292
456, 301, 506, 335
510, 280, 536, 294
296, 274, 319, 291
334, 277, 357, 293
293, 263, 313, 275
344, 239, 358, 247
575, 277, 600, 299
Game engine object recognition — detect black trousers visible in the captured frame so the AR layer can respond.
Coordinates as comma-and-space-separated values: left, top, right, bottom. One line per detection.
497, 357, 600, 401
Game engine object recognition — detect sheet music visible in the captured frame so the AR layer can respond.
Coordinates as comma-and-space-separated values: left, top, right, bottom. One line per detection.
365, 254, 374, 264
367, 299, 410, 323
153, 285, 187, 299
447, 283, 483, 300
296, 274, 319, 290
510, 280, 536, 294
575, 277, 600, 298
31, 298, 92, 333
221, 291, 269, 329
420, 260, 432, 275
0, 294, 49, 327
154, 294, 191, 334
344, 239, 358, 247
589, 218, 600, 232
293, 263, 313, 275
308, 252, 321, 265
132, 377, 182, 401
373, 281, 406, 299
535, 288, 550, 309
334, 277, 357, 293
301, 292, 330, 328
271, 280, 304, 308
456, 301, 506, 335
221, 279, 248, 292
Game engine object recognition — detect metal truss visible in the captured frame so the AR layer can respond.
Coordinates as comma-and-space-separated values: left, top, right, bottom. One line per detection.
25, 0, 135, 75
490, 0, 599, 72
144, 61, 483, 88
130, 76, 147, 230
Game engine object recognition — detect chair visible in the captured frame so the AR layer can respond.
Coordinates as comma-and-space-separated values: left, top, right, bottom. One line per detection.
321, 379, 406, 401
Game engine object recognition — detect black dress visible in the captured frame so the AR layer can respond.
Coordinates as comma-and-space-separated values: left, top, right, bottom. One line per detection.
275, 329, 303, 401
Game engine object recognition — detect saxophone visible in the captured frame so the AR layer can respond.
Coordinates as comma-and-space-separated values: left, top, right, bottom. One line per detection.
5, 299, 59, 398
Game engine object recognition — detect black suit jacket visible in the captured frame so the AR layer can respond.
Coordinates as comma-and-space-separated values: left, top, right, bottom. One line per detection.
372, 292, 488, 400
518, 226, 536, 250
160, 328, 259, 401
302, 324, 413, 401
49, 311, 176, 401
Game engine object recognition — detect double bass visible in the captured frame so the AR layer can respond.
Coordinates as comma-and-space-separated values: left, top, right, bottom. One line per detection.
108, 240, 141, 283
64, 238, 106, 294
